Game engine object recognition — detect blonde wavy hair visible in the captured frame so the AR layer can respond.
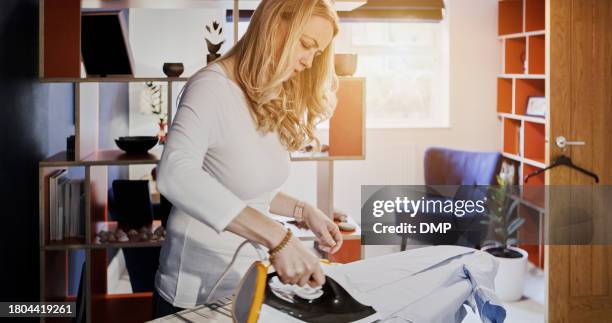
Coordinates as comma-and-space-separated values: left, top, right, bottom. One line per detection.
221, 0, 339, 152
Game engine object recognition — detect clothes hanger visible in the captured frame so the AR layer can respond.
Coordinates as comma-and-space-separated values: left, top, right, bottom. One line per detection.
524, 155, 599, 183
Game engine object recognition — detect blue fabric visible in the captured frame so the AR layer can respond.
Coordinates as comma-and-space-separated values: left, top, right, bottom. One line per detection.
424, 147, 501, 185
463, 265, 507, 323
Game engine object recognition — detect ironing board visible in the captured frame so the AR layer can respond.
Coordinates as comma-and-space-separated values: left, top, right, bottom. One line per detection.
148, 297, 234, 322
150, 246, 505, 323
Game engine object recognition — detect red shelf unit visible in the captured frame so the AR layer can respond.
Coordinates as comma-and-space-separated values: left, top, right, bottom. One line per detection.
497, 0, 547, 269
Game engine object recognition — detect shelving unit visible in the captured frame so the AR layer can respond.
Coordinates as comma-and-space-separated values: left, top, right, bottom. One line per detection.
497, 0, 546, 268
39, 1, 367, 322
37, 1, 222, 322
289, 77, 366, 264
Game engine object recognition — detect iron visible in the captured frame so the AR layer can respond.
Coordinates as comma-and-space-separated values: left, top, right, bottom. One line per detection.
232, 261, 376, 323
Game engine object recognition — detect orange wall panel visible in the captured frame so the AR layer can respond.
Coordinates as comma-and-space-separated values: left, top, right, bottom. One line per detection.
327, 239, 361, 264
503, 118, 521, 155
524, 121, 545, 163
515, 79, 545, 115
497, 78, 513, 113
498, 0, 523, 35
329, 78, 365, 157
505, 37, 527, 74
525, 0, 545, 32
528, 35, 545, 75
42, 0, 81, 78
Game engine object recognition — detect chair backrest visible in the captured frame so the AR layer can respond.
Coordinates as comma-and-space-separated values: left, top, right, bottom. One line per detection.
424, 147, 501, 185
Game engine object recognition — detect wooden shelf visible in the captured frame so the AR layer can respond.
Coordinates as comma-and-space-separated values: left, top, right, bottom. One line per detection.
498, 113, 546, 124
40, 76, 189, 83
92, 220, 164, 249
44, 220, 165, 250
501, 152, 546, 169
498, 73, 546, 79
498, 30, 545, 40
40, 149, 161, 167
45, 238, 87, 250
497, 0, 547, 271
523, 157, 546, 169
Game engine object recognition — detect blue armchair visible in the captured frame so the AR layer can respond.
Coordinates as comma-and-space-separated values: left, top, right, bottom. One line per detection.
399, 147, 501, 250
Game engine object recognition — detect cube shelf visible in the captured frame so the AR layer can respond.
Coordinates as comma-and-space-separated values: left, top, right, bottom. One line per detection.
498, 0, 523, 36
503, 118, 521, 156
41, 248, 84, 323
524, 121, 545, 163
525, 0, 545, 32
528, 35, 545, 74
497, 0, 547, 271
505, 37, 527, 74
497, 78, 513, 113
501, 157, 521, 185
40, 1, 369, 321
515, 78, 545, 115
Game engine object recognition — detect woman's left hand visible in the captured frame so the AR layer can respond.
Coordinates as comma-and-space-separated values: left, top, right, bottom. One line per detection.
303, 204, 343, 254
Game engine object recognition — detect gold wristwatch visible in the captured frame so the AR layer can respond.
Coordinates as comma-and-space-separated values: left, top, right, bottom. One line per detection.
293, 200, 306, 222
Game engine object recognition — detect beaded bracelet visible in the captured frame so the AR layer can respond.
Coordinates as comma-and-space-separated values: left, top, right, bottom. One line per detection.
269, 228, 292, 261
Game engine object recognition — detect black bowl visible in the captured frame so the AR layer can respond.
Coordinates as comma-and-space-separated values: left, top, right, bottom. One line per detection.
163, 63, 184, 77
115, 136, 159, 154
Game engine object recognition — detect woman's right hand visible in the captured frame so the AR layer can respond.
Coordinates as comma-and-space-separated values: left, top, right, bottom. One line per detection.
270, 237, 326, 288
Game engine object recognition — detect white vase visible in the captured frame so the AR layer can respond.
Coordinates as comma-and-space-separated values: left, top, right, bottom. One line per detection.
485, 246, 528, 302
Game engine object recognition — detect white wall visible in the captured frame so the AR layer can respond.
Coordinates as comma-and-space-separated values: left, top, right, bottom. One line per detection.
281, 0, 501, 224
127, 8, 233, 179
125, 0, 501, 225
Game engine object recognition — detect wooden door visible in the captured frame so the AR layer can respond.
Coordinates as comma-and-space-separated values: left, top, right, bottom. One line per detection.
547, 0, 612, 322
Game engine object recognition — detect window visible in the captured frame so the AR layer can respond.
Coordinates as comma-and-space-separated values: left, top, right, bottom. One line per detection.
334, 20, 449, 128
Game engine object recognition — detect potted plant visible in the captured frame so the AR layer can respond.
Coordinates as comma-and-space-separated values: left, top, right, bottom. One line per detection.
481, 175, 528, 302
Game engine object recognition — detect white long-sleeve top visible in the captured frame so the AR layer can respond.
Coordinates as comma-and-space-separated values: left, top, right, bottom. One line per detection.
155, 62, 291, 308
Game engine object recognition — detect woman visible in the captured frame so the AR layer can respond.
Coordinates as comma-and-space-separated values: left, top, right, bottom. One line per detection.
153, 0, 343, 317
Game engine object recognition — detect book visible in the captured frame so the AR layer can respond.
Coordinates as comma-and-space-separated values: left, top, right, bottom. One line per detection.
48, 169, 67, 241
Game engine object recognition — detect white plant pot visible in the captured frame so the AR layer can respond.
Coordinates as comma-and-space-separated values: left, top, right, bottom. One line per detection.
485, 246, 528, 302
